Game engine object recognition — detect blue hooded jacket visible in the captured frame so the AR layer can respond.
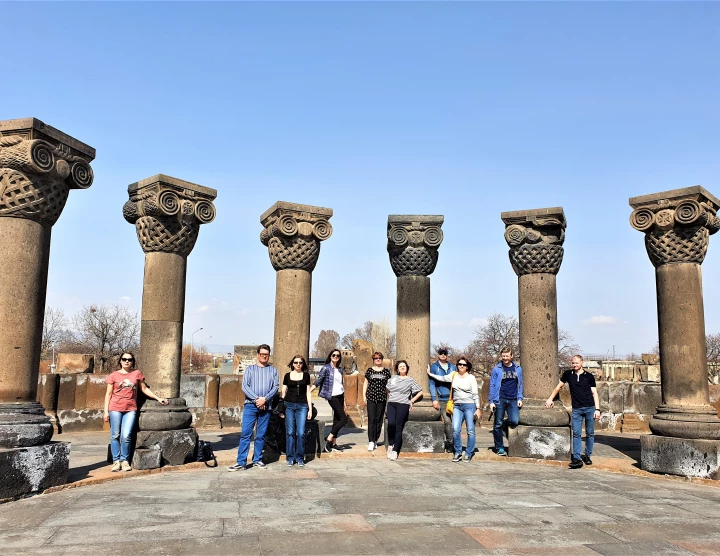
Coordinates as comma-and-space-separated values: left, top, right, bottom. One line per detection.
488, 361, 524, 404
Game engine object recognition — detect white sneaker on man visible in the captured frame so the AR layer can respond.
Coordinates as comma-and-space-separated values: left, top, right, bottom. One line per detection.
368, 441, 375, 451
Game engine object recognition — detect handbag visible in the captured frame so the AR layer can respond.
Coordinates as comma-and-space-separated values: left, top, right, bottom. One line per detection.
445, 372, 457, 416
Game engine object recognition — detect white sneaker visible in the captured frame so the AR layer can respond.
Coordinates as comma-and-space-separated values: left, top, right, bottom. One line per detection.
387, 448, 394, 459
368, 441, 375, 451
111, 461, 121, 472
389, 450, 398, 461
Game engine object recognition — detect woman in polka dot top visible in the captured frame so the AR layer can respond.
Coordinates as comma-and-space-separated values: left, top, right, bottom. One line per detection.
362, 351, 392, 452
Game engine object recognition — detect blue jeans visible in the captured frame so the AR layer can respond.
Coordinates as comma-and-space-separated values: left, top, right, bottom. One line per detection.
571, 406, 596, 459
109, 410, 136, 462
236, 402, 271, 466
493, 398, 520, 449
285, 402, 309, 463
452, 403, 477, 456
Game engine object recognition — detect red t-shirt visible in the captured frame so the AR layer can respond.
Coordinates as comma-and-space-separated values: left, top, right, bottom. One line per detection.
106, 370, 146, 412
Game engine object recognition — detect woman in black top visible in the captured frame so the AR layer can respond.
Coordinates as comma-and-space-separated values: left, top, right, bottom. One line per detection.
362, 351, 391, 452
281, 354, 312, 467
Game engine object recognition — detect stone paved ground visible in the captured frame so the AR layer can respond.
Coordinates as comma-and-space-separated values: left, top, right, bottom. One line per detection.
3, 452, 720, 555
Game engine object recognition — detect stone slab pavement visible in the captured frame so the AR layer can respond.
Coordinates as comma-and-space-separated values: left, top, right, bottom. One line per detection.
4, 453, 720, 555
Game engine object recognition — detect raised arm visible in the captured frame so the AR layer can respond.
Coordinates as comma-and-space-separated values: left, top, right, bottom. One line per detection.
140, 382, 168, 404
545, 380, 565, 408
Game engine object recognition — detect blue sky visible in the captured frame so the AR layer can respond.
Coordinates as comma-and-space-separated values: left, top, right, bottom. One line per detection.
2, 2, 719, 356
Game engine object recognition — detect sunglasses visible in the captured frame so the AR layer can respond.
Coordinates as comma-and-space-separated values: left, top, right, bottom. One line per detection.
438, 351, 448, 355
331, 354, 340, 358
258, 353, 270, 357
373, 357, 383, 360
457, 363, 468, 367
121, 358, 133, 362
293, 361, 303, 365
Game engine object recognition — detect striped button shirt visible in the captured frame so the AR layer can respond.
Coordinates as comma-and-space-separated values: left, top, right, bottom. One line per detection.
242, 364, 279, 405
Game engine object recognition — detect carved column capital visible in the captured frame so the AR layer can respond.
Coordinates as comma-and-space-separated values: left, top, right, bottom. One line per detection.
260, 202, 333, 271
629, 186, 720, 268
387, 215, 444, 277
123, 175, 217, 257
0, 118, 95, 227
501, 207, 566, 276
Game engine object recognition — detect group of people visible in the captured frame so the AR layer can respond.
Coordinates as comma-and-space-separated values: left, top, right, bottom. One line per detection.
103, 344, 600, 472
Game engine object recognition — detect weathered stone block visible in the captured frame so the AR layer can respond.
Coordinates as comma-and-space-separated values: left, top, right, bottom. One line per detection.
596, 382, 610, 412
85, 376, 107, 409
383, 420, 445, 453
218, 375, 244, 408
647, 364, 661, 382
343, 375, 359, 405
608, 382, 630, 413
56, 353, 94, 374
642, 353, 659, 365
352, 339, 373, 375
136, 428, 197, 466
194, 408, 222, 429
132, 447, 162, 470
508, 425, 571, 461
180, 374, 206, 408
57, 409, 104, 432
57, 375, 77, 410
138, 399, 192, 431
0, 442, 69, 499
74, 374, 88, 409
598, 412, 621, 431
219, 406, 242, 427
631, 383, 661, 415
641, 434, 720, 479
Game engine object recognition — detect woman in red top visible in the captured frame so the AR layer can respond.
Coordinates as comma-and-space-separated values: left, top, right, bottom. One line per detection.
104, 352, 167, 472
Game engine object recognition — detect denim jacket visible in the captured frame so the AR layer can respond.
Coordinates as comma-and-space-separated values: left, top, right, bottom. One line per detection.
314, 364, 341, 400
488, 362, 524, 404
429, 360, 457, 402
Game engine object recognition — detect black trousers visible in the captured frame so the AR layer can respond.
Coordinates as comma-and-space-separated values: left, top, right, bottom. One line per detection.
327, 394, 349, 439
386, 402, 410, 453
366, 400, 387, 443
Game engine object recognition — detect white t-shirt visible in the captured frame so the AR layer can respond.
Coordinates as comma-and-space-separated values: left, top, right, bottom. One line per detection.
331, 366, 344, 396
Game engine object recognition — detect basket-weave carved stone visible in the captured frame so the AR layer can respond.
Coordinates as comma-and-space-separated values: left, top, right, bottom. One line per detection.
501, 208, 566, 276
387, 215, 444, 277
260, 202, 333, 271
0, 118, 95, 226
123, 175, 217, 257
629, 187, 720, 268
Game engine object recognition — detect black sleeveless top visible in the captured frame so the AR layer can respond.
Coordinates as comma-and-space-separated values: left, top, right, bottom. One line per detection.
283, 371, 311, 404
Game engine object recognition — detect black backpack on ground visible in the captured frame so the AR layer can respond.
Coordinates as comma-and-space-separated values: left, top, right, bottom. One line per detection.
196, 440, 217, 467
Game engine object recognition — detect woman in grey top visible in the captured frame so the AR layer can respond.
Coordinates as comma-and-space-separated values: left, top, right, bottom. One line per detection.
427, 356, 481, 462
385, 360, 423, 461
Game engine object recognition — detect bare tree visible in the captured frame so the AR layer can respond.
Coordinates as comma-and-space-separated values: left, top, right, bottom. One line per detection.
312, 329, 341, 358
41, 307, 70, 360
463, 312, 581, 375
341, 321, 374, 350
181, 343, 210, 373
71, 304, 140, 372
465, 313, 519, 375
370, 317, 396, 358
558, 329, 581, 368
341, 320, 396, 357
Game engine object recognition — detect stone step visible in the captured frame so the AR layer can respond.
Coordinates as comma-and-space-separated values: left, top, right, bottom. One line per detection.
621, 414, 650, 433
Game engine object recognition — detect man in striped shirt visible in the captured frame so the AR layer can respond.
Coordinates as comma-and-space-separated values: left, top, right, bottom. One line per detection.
228, 344, 279, 471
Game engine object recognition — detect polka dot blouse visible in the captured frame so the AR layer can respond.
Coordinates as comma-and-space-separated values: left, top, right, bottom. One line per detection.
364, 367, 392, 403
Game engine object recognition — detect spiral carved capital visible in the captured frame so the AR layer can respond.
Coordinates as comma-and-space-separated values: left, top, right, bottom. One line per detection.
501, 208, 566, 276
260, 202, 333, 271
125, 174, 217, 257
629, 187, 720, 268
387, 215, 444, 277
0, 118, 95, 226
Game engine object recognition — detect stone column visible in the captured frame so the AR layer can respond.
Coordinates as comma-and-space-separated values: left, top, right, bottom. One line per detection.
629, 186, 720, 478
260, 202, 333, 377
0, 118, 94, 498
501, 207, 571, 460
386, 215, 446, 452
123, 175, 216, 468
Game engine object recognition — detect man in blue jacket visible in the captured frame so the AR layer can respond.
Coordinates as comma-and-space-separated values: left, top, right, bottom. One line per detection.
429, 347, 456, 452
488, 347, 523, 456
